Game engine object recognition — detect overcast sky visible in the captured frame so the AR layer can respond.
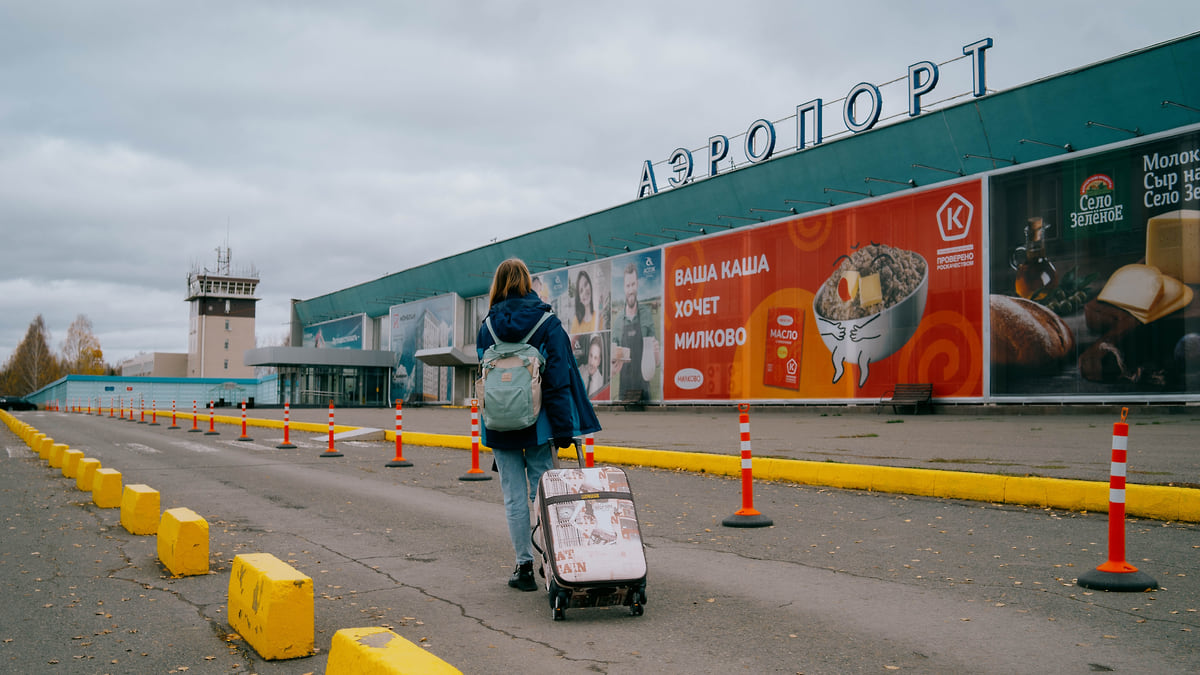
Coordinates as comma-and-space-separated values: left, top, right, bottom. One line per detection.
0, 1, 1194, 369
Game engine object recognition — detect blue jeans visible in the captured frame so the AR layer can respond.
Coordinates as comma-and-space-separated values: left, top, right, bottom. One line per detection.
493, 442, 554, 565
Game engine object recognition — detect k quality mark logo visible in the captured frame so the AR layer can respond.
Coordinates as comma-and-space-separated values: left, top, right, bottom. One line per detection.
936, 193, 973, 242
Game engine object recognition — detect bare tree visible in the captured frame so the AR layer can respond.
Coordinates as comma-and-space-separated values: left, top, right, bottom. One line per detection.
61, 314, 106, 375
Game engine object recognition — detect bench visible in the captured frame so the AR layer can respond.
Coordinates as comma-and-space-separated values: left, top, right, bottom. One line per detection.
620, 389, 647, 412
880, 383, 934, 414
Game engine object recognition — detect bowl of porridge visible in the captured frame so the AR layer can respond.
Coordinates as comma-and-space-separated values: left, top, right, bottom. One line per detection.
811, 244, 928, 386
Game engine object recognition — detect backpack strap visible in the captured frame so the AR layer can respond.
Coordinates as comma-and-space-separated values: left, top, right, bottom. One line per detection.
484, 316, 500, 345
484, 311, 552, 346
519, 312, 553, 345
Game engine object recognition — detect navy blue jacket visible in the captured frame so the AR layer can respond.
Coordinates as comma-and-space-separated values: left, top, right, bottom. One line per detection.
476, 292, 601, 450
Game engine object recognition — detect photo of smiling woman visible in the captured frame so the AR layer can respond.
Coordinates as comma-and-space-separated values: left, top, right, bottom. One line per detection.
570, 269, 596, 333
576, 333, 609, 400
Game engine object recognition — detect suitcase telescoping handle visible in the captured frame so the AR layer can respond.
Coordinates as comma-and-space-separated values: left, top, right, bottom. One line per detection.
572, 438, 584, 467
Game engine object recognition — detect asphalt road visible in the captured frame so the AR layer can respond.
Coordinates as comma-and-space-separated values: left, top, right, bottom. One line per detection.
2, 410, 1198, 674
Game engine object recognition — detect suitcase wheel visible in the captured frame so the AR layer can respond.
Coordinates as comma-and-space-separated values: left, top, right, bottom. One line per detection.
630, 588, 646, 617
553, 591, 567, 621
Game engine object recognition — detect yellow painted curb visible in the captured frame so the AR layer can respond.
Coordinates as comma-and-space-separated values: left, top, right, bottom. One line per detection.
241, 416, 1200, 523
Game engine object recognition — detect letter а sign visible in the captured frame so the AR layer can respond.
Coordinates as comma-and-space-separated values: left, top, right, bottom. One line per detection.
937, 193, 973, 242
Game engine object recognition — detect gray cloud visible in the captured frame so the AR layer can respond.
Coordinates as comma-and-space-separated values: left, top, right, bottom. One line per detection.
0, 1, 1193, 366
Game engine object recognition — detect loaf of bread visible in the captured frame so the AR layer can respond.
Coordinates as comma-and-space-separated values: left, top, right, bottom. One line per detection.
990, 295, 1075, 371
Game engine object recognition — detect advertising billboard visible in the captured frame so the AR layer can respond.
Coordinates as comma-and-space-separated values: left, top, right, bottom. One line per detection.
302, 314, 365, 349
534, 261, 616, 402
663, 181, 986, 401
389, 295, 461, 404
988, 128, 1200, 398
534, 252, 663, 403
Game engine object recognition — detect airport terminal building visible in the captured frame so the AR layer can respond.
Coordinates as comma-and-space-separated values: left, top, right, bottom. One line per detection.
31, 32, 1200, 410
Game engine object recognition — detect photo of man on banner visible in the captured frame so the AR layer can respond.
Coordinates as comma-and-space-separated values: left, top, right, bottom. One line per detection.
610, 252, 662, 402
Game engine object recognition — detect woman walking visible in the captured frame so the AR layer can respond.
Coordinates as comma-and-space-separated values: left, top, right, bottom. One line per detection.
478, 258, 601, 591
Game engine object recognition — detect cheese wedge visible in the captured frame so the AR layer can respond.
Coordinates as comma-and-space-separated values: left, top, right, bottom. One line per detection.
1146, 209, 1200, 284
1125, 275, 1194, 324
1097, 263, 1164, 312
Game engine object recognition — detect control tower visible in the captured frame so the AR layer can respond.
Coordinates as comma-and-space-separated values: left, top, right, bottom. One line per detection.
186, 245, 259, 378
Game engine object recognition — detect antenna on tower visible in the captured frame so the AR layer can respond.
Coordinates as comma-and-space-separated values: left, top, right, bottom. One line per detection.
215, 243, 232, 276
215, 224, 232, 276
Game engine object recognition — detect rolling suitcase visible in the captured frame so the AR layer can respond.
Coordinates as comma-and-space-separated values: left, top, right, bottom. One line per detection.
531, 442, 648, 620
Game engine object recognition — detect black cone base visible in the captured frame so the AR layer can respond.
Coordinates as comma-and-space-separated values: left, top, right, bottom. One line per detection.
276, 443, 297, 449
386, 460, 413, 467
321, 451, 344, 458
722, 513, 774, 528
459, 472, 492, 481
1077, 569, 1158, 592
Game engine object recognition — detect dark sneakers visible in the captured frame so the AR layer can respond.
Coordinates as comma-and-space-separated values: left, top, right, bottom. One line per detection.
509, 561, 537, 592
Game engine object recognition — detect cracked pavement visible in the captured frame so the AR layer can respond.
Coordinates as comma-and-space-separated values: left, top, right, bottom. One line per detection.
2, 410, 1198, 674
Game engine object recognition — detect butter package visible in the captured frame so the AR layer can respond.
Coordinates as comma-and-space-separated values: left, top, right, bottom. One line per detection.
1146, 209, 1200, 284
763, 307, 804, 390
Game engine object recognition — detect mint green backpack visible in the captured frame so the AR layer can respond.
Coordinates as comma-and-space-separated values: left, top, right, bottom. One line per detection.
476, 312, 552, 431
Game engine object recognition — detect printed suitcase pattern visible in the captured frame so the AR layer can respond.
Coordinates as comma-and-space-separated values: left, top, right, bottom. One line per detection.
538, 467, 646, 584
534, 464, 648, 619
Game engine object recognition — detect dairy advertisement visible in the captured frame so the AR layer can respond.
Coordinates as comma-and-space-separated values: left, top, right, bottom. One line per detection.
989, 128, 1200, 397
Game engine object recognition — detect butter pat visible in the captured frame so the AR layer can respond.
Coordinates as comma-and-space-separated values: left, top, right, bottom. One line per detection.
858, 273, 883, 307
1146, 209, 1200, 284
837, 270, 860, 302
1097, 264, 1164, 312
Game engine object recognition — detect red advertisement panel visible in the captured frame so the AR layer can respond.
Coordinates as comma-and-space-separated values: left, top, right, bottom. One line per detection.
663, 181, 985, 401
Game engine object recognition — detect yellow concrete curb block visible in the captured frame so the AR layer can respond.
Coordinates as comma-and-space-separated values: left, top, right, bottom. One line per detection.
92, 468, 123, 508
62, 449, 85, 478
48, 443, 68, 467
325, 627, 462, 675
76, 458, 101, 491
157, 507, 209, 577
228, 553, 314, 661
120, 484, 160, 535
